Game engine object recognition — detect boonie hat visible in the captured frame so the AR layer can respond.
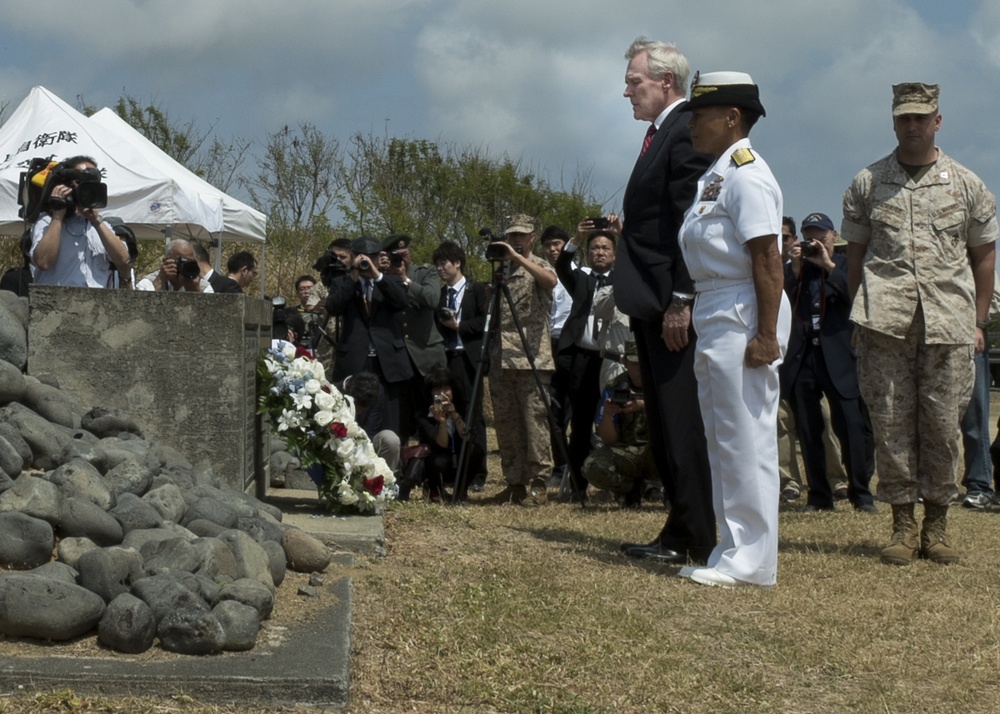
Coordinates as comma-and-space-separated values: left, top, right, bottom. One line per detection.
892, 83, 939, 116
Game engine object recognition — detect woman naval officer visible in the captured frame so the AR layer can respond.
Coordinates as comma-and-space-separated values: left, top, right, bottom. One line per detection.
675, 71, 791, 588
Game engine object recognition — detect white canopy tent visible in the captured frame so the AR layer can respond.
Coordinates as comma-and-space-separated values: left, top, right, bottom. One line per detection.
0, 86, 266, 246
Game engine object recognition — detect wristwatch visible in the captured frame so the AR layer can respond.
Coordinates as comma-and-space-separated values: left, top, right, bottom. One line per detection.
670, 294, 694, 308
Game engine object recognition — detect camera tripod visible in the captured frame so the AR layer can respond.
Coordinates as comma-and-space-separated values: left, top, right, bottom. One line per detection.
451, 257, 582, 506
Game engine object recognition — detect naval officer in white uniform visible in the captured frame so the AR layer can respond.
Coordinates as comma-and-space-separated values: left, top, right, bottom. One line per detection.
676, 71, 791, 588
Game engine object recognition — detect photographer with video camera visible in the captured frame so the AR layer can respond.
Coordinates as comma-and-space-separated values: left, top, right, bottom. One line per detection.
29, 155, 131, 288
135, 239, 213, 293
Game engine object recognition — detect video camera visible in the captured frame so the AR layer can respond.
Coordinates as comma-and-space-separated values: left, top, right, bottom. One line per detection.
313, 251, 350, 287
18, 157, 108, 221
479, 228, 522, 261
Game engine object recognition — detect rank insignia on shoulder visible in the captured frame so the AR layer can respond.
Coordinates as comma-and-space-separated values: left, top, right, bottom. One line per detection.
700, 177, 723, 202
731, 148, 756, 166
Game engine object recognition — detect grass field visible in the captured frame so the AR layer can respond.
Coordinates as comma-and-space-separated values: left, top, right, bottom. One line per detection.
4, 463, 1000, 713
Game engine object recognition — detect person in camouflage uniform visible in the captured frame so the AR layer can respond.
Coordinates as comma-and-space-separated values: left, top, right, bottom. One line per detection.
583, 339, 655, 508
487, 214, 558, 506
844, 82, 998, 566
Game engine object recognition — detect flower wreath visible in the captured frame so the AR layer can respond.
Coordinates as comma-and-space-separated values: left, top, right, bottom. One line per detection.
257, 342, 396, 514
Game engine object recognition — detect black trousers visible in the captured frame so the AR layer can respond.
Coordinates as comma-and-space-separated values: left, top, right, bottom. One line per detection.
632, 316, 716, 559
789, 344, 875, 508
562, 346, 604, 492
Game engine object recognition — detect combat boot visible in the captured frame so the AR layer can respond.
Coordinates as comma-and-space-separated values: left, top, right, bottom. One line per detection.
921, 503, 960, 564
521, 478, 548, 507
880, 503, 919, 566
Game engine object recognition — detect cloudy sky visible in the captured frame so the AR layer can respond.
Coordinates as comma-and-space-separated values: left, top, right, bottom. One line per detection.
1, 0, 998, 230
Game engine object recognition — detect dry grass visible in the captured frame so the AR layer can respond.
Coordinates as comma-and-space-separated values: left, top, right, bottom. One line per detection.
4, 468, 1000, 713
347, 484, 1000, 714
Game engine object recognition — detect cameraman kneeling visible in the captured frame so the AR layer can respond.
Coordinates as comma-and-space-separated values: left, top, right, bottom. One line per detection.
583, 339, 657, 509
136, 239, 213, 293
415, 367, 484, 503
30, 155, 131, 288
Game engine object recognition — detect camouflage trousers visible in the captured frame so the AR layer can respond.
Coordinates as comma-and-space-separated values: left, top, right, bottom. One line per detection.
857, 319, 974, 506
488, 368, 553, 486
582, 443, 654, 496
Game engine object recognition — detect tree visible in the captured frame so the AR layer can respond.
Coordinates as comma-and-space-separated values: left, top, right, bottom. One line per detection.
336, 132, 601, 274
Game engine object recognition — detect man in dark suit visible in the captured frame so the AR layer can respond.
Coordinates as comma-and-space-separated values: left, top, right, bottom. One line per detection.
192, 242, 242, 294
432, 240, 489, 491
380, 234, 447, 441
612, 37, 715, 564
781, 212, 876, 513
554, 225, 616, 499
326, 236, 413, 434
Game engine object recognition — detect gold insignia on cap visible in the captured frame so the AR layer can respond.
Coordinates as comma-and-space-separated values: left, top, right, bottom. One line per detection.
691, 85, 719, 98
397, 240, 405, 248
731, 148, 756, 166
805, 213, 823, 223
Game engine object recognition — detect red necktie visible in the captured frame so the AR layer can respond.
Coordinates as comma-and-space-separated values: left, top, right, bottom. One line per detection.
640, 124, 657, 157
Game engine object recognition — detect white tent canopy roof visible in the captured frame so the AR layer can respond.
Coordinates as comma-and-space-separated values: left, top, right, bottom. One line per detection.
0, 86, 265, 243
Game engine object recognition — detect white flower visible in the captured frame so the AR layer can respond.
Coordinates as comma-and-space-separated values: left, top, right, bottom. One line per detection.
304, 379, 322, 395
280, 343, 296, 360
314, 410, 334, 428
291, 391, 313, 411
314, 390, 336, 411
277, 409, 300, 432
337, 481, 359, 505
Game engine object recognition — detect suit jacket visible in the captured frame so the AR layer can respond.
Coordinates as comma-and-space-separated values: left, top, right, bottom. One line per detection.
437, 279, 488, 362
613, 108, 713, 321
554, 248, 608, 353
402, 263, 447, 377
780, 254, 860, 400
325, 273, 413, 384
207, 270, 242, 294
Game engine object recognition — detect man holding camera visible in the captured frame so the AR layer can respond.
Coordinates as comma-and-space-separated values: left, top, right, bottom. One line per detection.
554, 221, 617, 500
487, 213, 558, 506
380, 234, 447, 441
781, 212, 875, 514
326, 235, 412, 434
30, 155, 131, 288
136, 239, 213, 292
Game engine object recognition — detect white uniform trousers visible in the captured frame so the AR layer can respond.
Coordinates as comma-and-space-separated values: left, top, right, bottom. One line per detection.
692, 284, 790, 586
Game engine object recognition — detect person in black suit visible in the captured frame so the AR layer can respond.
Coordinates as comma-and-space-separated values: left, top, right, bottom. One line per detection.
326, 236, 413, 434
192, 242, 242, 294
781, 212, 876, 513
432, 241, 489, 491
612, 37, 715, 564
554, 223, 617, 499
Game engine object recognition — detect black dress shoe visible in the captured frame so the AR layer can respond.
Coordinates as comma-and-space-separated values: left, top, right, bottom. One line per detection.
619, 538, 658, 553
622, 542, 689, 564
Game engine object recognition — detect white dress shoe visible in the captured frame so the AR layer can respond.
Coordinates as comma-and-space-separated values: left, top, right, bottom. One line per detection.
677, 566, 696, 579
689, 567, 739, 589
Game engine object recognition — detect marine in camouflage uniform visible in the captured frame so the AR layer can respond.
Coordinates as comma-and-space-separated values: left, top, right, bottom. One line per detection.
583, 370, 654, 501
487, 214, 557, 505
843, 82, 998, 565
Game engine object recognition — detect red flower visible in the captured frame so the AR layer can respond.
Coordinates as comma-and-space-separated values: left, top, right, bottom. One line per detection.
295, 346, 314, 359
330, 422, 348, 438
363, 475, 384, 496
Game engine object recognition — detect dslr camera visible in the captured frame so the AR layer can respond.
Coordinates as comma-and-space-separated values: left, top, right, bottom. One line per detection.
174, 257, 201, 280
800, 241, 819, 258
389, 251, 405, 267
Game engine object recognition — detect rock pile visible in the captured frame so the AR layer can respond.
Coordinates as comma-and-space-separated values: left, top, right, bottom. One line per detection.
0, 292, 332, 655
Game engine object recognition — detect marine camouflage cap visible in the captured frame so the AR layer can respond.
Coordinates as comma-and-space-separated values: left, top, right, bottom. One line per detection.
892, 82, 939, 116
503, 213, 537, 235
